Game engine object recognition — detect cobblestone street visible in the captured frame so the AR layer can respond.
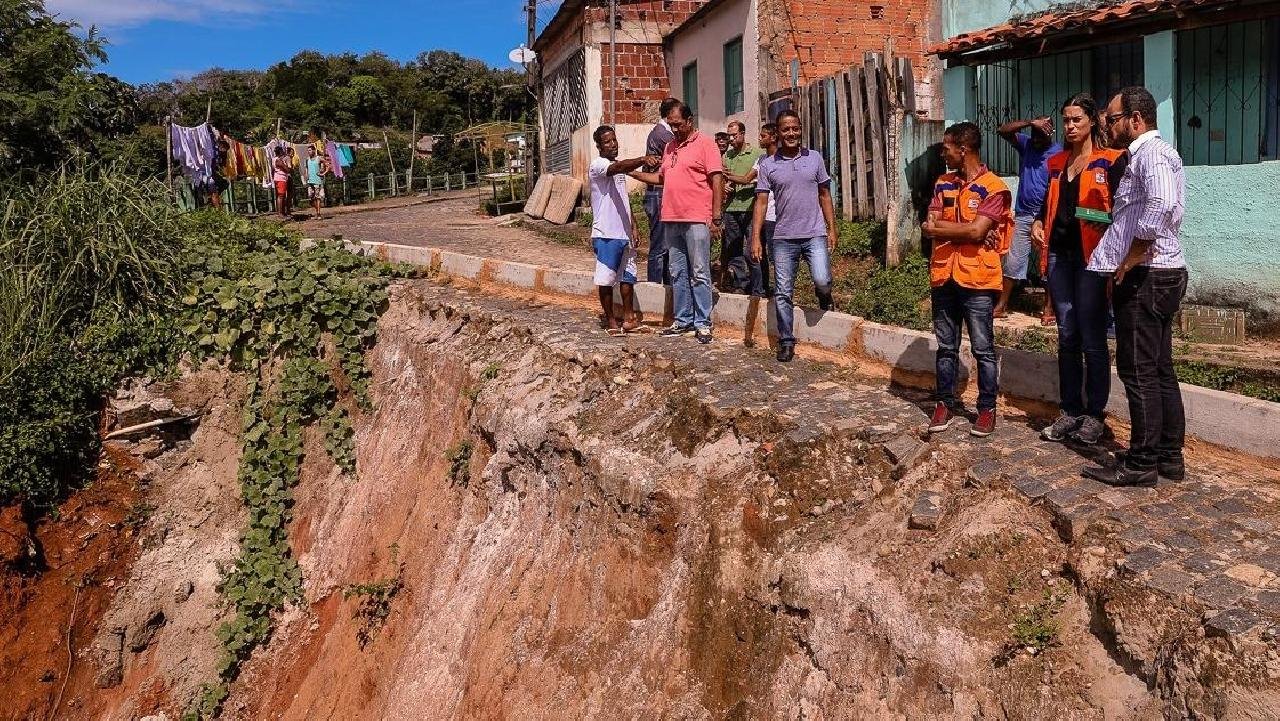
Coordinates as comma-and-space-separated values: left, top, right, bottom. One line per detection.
306, 195, 596, 272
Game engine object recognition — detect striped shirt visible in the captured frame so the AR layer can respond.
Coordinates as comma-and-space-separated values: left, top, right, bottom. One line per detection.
1087, 130, 1187, 273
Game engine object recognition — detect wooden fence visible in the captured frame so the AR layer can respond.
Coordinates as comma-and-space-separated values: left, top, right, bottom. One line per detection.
794, 52, 919, 222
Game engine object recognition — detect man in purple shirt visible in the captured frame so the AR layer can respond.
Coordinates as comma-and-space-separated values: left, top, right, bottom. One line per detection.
748, 110, 837, 362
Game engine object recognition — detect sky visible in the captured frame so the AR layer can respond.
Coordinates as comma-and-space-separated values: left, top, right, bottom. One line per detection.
45, 0, 553, 84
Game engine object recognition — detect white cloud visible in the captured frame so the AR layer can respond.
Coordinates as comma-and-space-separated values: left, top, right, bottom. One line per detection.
45, 0, 289, 28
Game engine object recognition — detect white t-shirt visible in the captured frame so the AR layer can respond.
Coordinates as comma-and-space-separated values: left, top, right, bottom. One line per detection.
588, 157, 632, 240
752, 158, 777, 222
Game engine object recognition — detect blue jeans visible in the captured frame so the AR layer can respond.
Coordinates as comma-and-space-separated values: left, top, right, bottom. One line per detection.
1003, 214, 1034, 280
931, 280, 999, 411
667, 222, 714, 329
643, 190, 669, 284
772, 236, 832, 344
1047, 252, 1111, 418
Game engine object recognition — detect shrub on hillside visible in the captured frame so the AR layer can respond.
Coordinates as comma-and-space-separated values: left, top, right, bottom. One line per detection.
842, 254, 931, 331
0, 169, 181, 507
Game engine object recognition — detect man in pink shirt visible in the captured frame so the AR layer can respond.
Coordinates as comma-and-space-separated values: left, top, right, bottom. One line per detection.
631, 102, 725, 344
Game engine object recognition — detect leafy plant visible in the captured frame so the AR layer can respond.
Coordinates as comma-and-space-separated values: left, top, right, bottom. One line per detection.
446, 441, 473, 487
1010, 588, 1067, 653
174, 213, 413, 719
834, 219, 884, 258
842, 254, 931, 331
344, 556, 405, 650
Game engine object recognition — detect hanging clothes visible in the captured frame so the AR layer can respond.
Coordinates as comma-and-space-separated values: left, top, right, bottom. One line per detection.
293, 144, 311, 182
254, 146, 272, 187
169, 122, 219, 191
324, 140, 344, 180
336, 144, 355, 168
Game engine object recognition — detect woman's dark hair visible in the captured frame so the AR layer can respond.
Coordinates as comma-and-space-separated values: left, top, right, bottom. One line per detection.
274, 145, 286, 156
1062, 92, 1107, 149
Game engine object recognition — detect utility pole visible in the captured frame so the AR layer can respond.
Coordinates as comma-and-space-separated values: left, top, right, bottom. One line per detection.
609, 0, 617, 124
526, 0, 538, 188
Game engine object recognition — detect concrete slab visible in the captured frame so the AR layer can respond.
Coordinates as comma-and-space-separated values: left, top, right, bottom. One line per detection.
438, 250, 485, 279
378, 243, 437, 267
493, 260, 541, 289
793, 307, 858, 350
542, 267, 595, 297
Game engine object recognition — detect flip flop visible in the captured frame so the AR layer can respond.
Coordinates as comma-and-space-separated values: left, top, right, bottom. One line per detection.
1040, 315, 1057, 327
606, 327, 626, 337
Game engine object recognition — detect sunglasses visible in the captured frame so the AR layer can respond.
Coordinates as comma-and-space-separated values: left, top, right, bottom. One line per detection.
1104, 111, 1132, 126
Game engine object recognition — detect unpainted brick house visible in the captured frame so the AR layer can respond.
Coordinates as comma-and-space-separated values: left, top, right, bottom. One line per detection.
533, 1, 709, 180
533, 0, 943, 188
665, 0, 943, 142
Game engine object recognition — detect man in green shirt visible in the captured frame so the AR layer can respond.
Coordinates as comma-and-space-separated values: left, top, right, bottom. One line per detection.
720, 120, 762, 293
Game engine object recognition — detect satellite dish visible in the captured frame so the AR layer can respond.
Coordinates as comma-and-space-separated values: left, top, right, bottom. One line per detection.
509, 45, 537, 65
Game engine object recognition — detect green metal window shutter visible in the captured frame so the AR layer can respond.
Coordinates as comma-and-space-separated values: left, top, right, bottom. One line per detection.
683, 61, 699, 118
1177, 19, 1274, 166
724, 37, 744, 115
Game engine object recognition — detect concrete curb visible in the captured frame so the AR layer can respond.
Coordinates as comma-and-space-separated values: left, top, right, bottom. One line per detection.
347, 240, 1280, 459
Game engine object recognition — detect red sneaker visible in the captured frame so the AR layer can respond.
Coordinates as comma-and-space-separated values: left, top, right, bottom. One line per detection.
971, 409, 997, 437
928, 402, 956, 433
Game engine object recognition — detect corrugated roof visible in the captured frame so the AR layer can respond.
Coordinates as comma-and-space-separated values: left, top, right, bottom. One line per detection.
928, 0, 1228, 58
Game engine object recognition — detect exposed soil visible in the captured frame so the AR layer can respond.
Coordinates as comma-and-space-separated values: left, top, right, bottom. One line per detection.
4, 280, 1277, 719
0, 444, 145, 721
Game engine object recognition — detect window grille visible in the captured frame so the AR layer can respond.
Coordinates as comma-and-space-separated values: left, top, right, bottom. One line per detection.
541, 48, 587, 150
972, 41, 1143, 176
1177, 19, 1279, 165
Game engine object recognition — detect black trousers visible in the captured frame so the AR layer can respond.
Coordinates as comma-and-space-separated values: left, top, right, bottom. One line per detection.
1112, 266, 1188, 469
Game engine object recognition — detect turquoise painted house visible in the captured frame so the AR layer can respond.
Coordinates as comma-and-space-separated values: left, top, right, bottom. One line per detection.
932, 0, 1280, 328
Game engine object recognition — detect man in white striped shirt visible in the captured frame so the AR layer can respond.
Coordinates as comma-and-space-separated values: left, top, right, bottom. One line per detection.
1083, 86, 1188, 488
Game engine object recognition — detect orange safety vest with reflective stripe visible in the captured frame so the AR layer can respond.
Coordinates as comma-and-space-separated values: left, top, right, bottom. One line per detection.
1040, 148, 1126, 274
929, 170, 1013, 291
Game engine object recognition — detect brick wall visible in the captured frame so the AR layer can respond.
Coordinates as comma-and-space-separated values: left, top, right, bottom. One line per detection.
584, 0, 706, 25
585, 0, 708, 124
599, 43, 671, 124
758, 0, 943, 116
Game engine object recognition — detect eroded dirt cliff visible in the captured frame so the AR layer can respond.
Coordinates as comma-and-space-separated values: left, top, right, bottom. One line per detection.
6, 279, 1280, 719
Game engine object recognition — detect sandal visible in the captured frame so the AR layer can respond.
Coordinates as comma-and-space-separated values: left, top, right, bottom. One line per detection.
606, 327, 626, 337
1040, 313, 1057, 327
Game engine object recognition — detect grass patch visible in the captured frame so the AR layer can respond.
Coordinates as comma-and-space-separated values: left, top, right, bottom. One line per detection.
1010, 587, 1067, 654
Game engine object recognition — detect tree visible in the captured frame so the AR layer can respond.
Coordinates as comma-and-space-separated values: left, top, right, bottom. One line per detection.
0, 0, 138, 172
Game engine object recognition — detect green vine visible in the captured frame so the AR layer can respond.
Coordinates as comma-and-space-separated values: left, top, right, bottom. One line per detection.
175, 215, 414, 718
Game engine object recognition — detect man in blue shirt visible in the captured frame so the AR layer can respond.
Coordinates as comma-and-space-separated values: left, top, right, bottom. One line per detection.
997, 116, 1061, 321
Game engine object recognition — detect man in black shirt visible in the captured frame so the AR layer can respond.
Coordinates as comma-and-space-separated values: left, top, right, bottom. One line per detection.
643, 98, 680, 284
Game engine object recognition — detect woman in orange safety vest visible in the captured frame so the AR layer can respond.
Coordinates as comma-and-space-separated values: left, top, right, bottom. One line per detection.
1033, 93, 1128, 445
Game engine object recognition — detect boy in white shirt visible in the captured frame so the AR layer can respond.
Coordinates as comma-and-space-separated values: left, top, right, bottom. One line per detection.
588, 125, 655, 334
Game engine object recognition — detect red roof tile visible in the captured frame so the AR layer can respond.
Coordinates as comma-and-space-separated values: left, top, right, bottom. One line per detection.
928, 0, 1227, 57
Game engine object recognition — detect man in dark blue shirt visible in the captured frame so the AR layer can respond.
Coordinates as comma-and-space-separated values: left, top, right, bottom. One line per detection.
642, 98, 679, 284
997, 116, 1061, 321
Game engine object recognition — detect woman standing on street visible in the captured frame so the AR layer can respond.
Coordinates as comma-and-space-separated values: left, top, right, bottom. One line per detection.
1034, 93, 1129, 445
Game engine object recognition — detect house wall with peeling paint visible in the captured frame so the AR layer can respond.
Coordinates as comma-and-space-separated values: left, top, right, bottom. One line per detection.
937, 0, 1280, 328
